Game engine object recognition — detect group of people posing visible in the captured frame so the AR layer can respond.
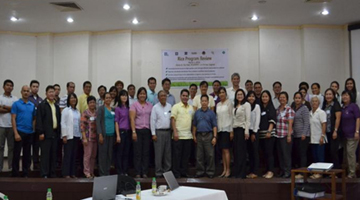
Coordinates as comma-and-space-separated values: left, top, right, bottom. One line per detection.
0, 73, 359, 180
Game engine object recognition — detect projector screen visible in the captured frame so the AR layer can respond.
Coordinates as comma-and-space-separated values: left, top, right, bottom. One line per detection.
350, 26, 360, 89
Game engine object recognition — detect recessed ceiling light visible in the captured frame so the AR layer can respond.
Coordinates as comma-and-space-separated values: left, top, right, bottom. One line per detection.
189, 2, 199, 7
321, 9, 329, 15
123, 4, 130, 10
132, 18, 139, 24
67, 17, 74, 23
251, 15, 259, 21
10, 17, 19, 22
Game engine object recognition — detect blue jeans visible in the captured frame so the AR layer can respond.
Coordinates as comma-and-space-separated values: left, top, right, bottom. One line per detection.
311, 144, 325, 162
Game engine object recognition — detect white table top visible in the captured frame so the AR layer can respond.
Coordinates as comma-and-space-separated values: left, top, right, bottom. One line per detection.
84, 186, 228, 200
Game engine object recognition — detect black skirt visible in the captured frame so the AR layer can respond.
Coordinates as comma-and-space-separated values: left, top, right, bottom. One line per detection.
218, 131, 230, 149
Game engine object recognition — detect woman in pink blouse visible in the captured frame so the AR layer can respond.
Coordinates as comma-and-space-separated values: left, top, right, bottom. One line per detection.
130, 87, 153, 178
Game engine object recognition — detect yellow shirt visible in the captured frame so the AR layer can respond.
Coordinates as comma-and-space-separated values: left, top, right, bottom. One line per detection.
171, 102, 194, 139
78, 93, 89, 114
47, 99, 57, 129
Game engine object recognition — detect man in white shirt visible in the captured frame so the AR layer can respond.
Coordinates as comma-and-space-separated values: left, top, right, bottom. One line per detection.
193, 81, 215, 111
59, 82, 75, 112
272, 81, 282, 109
0, 79, 18, 172
227, 73, 246, 103
150, 90, 172, 178
127, 84, 137, 107
188, 84, 197, 106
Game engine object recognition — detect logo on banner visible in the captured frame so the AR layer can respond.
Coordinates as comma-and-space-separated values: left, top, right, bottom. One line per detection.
164, 52, 169, 56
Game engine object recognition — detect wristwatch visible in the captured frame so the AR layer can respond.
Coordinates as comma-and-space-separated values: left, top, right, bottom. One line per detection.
132, 130, 136, 133
213, 136, 217, 139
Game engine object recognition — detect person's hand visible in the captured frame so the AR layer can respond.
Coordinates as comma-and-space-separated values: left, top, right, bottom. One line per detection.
82, 138, 88, 146
152, 135, 157, 142
193, 135, 197, 144
14, 133, 21, 142
39, 134, 45, 141
301, 135, 306, 141
230, 132, 234, 141
116, 136, 121, 143
99, 134, 104, 145
287, 136, 292, 143
266, 132, 271, 139
355, 132, 359, 140
333, 131, 337, 140
320, 137, 324, 145
211, 138, 216, 146
251, 134, 256, 142
63, 137, 67, 144
245, 134, 249, 140
173, 131, 179, 141
132, 132, 137, 142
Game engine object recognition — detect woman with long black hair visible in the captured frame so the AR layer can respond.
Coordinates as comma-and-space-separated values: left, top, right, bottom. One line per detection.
246, 91, 261, 179
345, 78, 360, 106
115, 90, 131, 176
232, 89, 250, 178
322, 88, 341, 170
258, 90, 277, 179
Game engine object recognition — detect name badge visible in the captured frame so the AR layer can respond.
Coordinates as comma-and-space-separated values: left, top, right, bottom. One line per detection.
326, 110, 330, 114
90, 117, 95, 121
261, 111, 266, 116
111, 111, 115, 115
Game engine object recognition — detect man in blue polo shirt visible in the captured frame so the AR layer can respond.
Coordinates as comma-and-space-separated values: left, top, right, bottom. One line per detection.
11, 85, 36, 177
192, 94, 217, 178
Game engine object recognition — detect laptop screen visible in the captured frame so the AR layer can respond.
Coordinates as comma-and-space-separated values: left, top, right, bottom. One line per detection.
163, 171, 180, 190
92, 175, 118, 200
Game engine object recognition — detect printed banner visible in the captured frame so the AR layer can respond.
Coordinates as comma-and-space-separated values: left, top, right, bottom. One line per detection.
162, 49, 229, 87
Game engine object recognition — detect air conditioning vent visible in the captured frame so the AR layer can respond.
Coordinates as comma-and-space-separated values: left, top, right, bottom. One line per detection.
305, 0, 332, 3
50, 2, 82, 12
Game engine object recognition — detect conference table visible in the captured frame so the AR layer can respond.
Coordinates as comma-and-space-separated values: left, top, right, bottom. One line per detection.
84, 186, 228, 200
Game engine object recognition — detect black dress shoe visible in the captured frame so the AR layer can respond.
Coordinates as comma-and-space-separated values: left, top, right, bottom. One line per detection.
194, 174, 204, 178
181, 174, 192, 178
282, 173, 291, 178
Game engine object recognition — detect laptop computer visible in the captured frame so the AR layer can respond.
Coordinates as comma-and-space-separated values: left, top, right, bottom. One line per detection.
92, 175, 118, 200
163, 171, 180, 190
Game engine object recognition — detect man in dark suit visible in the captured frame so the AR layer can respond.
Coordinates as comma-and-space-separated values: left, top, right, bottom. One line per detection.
36, 85, 61, 178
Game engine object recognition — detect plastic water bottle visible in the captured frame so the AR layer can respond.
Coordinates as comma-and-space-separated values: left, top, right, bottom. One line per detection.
152, 177, 157, 194
3, 196, 8, 200
46, 188, 52, 200
136, 182, 141, 200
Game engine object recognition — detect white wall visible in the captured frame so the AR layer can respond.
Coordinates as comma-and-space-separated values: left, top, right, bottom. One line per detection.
303, 27, 348, 92
0, 26, 350, 102
0, 34, 37, 96
91, 31, 132, 90
259, 28, 302, 94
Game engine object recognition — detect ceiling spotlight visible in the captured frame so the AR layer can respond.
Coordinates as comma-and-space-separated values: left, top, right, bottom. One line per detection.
10, 17, 19, 22
321, 9, 329, 15
123, 4, 130, 10
132, 18, 139, 24
251, 15, 259, 21
67, 17, 74, 23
